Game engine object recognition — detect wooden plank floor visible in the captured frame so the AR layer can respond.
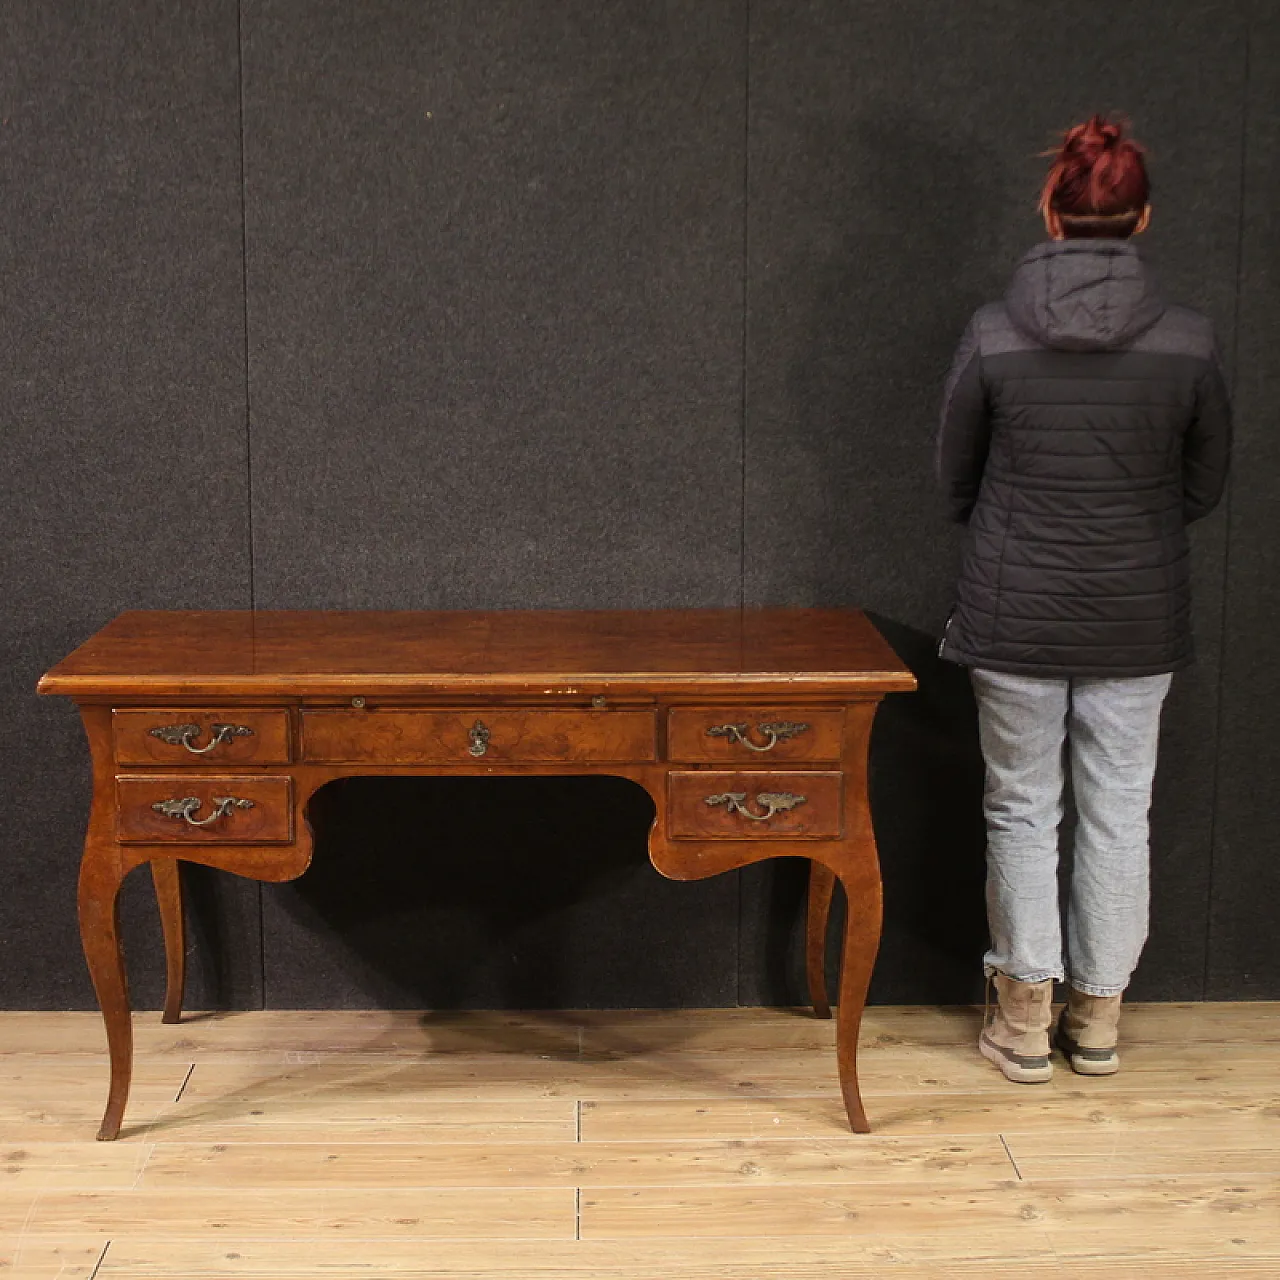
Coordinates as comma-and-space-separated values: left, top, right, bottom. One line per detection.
1, 1004, 1278, 1277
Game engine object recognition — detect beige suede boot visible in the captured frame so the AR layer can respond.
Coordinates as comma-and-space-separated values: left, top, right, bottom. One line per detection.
979, 974, 1055, 1083
1055, 987, 1122, 1075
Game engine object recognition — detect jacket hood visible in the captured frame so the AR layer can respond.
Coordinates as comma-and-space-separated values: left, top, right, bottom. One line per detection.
1005, 240, 1165, 351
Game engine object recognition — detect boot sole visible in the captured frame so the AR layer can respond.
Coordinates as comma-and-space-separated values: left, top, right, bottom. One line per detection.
1068, 1054, 1119, 1076
979, 1032, 1053, 1084
1054, 1027, 1119, 1076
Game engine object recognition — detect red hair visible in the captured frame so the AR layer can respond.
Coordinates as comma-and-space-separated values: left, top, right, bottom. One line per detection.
1038, 115, 1150, 220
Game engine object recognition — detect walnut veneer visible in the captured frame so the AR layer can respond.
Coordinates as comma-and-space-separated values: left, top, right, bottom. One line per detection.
38, 608, 915, 1140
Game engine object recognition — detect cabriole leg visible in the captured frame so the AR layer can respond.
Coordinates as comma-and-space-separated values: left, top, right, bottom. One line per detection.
805, 860, 836, 1019
833, 863, 883, 1134
78, 843, 133, 1141
150, 859, 186, 1024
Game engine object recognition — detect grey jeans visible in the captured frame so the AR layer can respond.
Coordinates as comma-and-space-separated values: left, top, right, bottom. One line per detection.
971, 668, 1173, 996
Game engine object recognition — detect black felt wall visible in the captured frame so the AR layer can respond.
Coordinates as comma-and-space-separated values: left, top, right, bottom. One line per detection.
1208, 3, 1280, 1000
737, 0, 1248, 1007
2, 1, 1275, 1011
0, 1, 261, 1011
241, 0, 747, 1007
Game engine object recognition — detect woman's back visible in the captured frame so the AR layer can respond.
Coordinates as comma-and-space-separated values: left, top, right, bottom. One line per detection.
939, 113, 1234, 1092
940, 238, 1229, 677
936, 121, 1230, 679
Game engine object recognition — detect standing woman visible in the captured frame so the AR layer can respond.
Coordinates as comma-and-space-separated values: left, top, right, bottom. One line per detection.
936, 116, 1232, 1082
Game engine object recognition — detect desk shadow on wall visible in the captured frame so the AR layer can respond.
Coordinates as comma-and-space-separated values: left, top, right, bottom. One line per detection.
742, 619, 989, 1008
263, 775, 737, 1010
743, 110, 1001, 1004
863, 615, 989, 1004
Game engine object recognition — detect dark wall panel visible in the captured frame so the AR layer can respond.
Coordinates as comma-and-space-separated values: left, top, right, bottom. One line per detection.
241, 0, 747, 1005
0, 2, 260, 1009
243, 0, 745, 612
1209, 9, 1280, 999
740, 1, 1246, 1004
4, 0, 1273, 1014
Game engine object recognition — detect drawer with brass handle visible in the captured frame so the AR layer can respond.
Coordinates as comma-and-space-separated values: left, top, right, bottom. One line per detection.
113, 709, 292, 767
666, 708, 843, 763
300, 709, 656, 764
115, 775, 294, 843
666, 771, 843, 840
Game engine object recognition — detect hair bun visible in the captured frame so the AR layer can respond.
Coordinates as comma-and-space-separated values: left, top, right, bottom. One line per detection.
1038, 114, 1149, 220
1064, 114, 1124, 161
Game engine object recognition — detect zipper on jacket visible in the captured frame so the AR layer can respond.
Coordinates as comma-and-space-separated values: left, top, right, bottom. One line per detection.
938, 607, 956, 659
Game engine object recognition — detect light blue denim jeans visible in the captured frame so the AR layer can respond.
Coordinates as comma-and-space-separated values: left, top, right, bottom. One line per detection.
971, 668, 1173, 996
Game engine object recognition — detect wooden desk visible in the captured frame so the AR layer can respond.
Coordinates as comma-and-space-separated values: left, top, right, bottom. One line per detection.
38, 608, 915, 1140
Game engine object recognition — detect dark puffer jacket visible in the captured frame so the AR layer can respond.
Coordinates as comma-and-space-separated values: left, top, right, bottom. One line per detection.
937, 239, 1232, 678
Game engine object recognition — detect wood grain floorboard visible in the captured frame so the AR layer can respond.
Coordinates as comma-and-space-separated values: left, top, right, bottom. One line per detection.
579, 1174, 1280, 1240
581, 1086, 1280, 1140
3, 1002, 1269, 1056
0, 1233, 107, 1277
0, 1006, 1276, 1277
74, 1234, 1280, 1277
99, 1042, 1280, 1135
1006, 1122, 1280, 1177
8, 1186, 575, 1239
128, 1134, 1011, 1189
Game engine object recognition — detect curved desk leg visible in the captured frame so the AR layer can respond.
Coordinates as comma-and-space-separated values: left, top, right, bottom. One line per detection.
78, 842, 132, 1142
151, 860, 186, 1024
833, 862, 882, 1134
805, 860, 836, 1019
647, 699, 888, 1132
649, 849, 881, 1133
70, 704, 316, 1141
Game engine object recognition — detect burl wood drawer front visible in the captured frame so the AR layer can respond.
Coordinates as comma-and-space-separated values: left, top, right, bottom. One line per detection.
667, 771, 843, 840
113, 709, 291, 767
116, 776, 294, 844
666, 708, 844, 763
300, 710, 657, 764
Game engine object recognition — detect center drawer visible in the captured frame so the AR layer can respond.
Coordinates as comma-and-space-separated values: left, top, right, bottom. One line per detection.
300, 709, 657, 764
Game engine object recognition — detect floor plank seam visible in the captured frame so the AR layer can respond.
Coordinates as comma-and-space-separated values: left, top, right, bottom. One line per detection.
999, 1134, 1023, 1180
87, 1238, 110, 1279
173, 1064, 196, 1103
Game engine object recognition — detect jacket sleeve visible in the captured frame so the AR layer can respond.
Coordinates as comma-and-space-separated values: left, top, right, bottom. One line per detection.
935, 313, 991, 525
1183, 344, 1233, 524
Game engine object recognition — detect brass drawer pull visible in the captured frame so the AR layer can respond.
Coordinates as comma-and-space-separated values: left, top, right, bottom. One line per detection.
705, 791, 807, 821
468, 720, 490, 757
149, 723, 255, 755
151, 796, 255, 827
706, 721, 810, 753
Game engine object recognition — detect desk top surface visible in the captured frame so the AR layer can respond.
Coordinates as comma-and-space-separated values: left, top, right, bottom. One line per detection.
38, 609, 916, 699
